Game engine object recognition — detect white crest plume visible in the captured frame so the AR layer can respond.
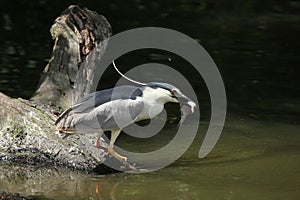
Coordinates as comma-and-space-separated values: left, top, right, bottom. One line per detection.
112, 61, 146, 86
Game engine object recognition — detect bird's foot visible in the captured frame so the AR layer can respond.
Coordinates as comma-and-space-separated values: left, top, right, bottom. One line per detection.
121, 162, 137, 171
94, 142, 127, 162
106, 148, 139, 171
95, 139, 110, 152
95, 145, 137, 171
107, 148, 128, 163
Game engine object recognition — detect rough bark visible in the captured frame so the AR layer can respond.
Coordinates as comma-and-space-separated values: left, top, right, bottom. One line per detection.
0, 5, 117, 173
31, 5, 112, 109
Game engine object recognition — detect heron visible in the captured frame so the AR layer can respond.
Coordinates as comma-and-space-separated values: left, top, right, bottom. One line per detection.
55, 62, 196, 164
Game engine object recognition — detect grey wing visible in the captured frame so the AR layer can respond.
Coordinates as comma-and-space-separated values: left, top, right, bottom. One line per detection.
55, 86, 142, 130
55, 94, 96, 129
73, 98, 144, 132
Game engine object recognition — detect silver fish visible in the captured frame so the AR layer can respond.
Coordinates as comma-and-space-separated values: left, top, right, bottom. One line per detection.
179, 101, 196, 125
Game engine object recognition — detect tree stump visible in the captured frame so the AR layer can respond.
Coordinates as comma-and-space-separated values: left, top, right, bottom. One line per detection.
0, 5, 116, 173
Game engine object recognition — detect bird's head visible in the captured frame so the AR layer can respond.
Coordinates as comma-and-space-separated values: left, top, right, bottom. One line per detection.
142, 82, 196, 122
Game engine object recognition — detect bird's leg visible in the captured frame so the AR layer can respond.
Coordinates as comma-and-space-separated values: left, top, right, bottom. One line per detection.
108, 129, 128, 163
95, 131, 103, 147
95, 132, 108, 151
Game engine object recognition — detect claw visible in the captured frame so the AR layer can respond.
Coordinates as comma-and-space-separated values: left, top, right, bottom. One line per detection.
123, 162, 137, 171
107, 148, 128, 163
97, 144, 137, 171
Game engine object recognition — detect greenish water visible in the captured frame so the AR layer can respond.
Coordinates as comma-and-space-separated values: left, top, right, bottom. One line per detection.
0, 0, 299, 199
1, 115, 299, 199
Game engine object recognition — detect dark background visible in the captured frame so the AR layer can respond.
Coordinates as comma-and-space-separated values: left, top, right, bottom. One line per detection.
0, 0, 299, 123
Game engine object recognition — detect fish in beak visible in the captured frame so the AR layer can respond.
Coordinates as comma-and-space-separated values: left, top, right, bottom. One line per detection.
174, 92, 196, 125
179, 100, 196, 125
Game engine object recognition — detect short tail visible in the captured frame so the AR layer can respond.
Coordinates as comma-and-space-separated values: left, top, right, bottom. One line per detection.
55, 107, 72, 125
55, 108, 73, 128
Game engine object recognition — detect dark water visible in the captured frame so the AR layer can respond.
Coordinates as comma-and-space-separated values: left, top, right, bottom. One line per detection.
0, 0, 299, 199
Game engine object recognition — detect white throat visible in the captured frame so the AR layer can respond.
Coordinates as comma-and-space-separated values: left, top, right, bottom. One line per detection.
136, 87, 172, 120
142, 87, 172, 104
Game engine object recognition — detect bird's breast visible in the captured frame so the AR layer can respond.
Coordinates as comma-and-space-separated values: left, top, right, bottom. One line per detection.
136, 101, 164, 121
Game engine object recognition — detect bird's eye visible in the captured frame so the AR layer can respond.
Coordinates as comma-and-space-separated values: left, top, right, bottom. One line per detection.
170, 89, 176, 96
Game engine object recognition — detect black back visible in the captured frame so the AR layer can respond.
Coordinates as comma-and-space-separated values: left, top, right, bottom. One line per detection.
72, 85, 143, 113
145, 82, 175, 91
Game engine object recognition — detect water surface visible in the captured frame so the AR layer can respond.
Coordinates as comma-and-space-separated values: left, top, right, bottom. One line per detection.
1, 115, 299, 199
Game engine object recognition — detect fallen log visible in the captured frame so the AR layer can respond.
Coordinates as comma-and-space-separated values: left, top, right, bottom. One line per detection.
0, 5, 117, 173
